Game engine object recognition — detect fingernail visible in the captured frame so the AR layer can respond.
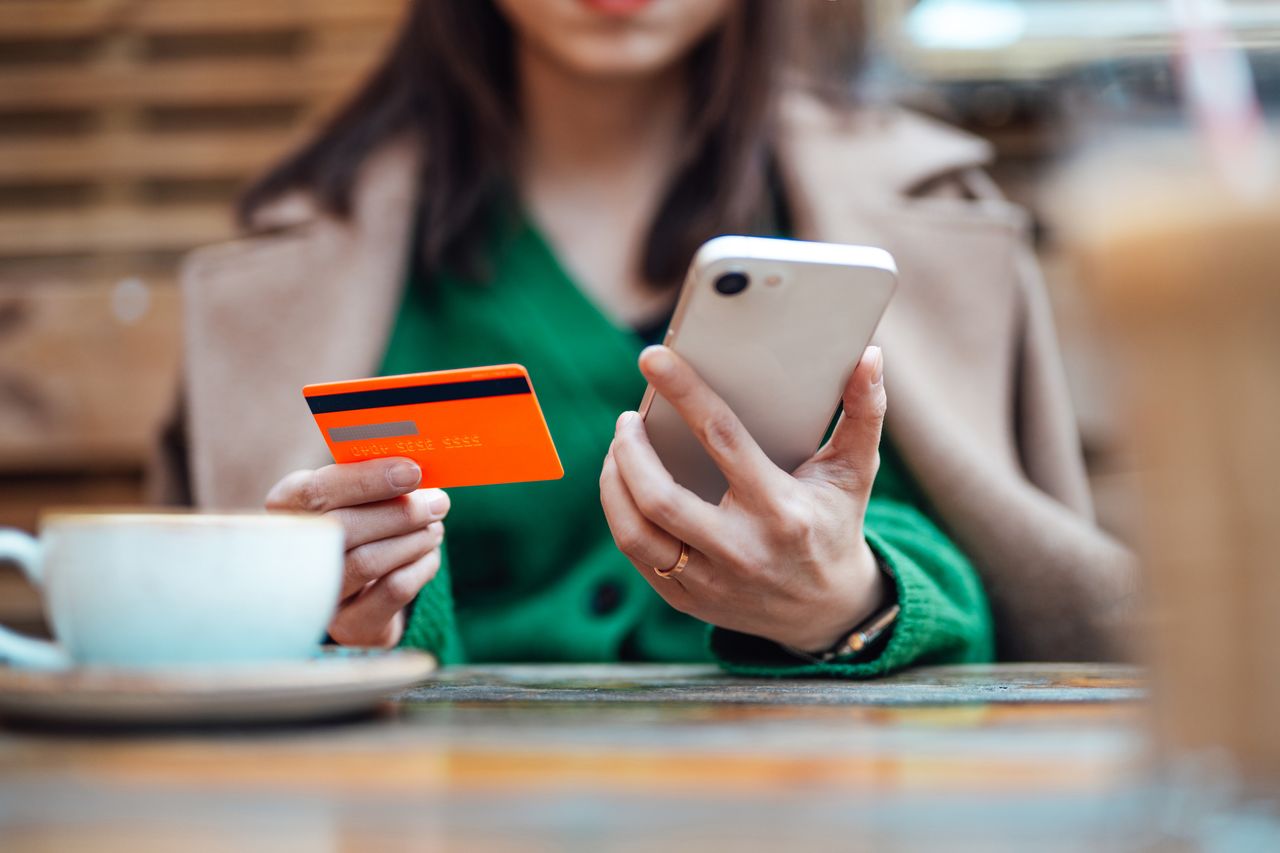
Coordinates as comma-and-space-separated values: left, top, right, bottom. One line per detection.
616, 411, 636, 430
644, 346, 674, 377
428, 491, 450, 516
387, 461, 421, 489
868, 346, 884, 387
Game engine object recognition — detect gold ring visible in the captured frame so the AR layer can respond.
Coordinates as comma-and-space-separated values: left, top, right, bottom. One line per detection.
653, 541, 689, 579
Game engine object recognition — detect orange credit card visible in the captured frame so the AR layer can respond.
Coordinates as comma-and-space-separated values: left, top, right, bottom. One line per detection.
304, 364, 563, 489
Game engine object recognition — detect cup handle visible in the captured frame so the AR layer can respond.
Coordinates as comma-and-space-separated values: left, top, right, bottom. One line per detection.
0, 528, 70, 669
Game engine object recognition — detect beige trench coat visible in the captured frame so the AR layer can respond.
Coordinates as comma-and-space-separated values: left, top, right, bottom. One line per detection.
154, 96, 1136, 661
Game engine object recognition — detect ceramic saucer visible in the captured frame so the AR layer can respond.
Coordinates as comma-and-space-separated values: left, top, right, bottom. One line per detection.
0, 647, 436, 726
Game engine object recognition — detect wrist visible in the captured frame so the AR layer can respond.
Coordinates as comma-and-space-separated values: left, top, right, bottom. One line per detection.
787, 539, 890, 654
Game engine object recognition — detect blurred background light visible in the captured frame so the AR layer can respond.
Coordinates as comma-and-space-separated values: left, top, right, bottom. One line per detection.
905, 0, 1028, 51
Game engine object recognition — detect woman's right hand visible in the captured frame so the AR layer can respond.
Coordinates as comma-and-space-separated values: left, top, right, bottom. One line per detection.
265, 457, 449, 648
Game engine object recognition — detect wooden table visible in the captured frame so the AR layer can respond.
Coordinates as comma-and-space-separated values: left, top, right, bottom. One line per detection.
0, 663, 1264, 851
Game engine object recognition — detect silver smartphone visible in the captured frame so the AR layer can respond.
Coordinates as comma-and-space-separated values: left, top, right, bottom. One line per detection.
639, 236, 897, 503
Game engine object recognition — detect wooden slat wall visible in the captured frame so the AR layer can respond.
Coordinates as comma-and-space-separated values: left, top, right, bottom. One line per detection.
0, 0, 407, 619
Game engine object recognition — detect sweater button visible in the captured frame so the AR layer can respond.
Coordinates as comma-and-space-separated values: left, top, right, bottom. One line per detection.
590, 580, 624, 616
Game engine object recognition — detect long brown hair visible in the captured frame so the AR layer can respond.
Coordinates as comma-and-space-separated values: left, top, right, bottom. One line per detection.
239, 1, 850, 286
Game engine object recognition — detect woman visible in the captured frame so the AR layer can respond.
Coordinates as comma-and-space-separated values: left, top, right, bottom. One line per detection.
154, 0, 1134, 671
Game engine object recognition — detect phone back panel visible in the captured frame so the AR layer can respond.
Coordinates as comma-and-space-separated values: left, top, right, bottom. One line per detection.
640, 236, 896, 503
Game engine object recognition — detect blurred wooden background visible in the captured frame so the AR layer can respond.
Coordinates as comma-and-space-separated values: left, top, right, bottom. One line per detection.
0, 0, 404, 521
0, 0, 406, 630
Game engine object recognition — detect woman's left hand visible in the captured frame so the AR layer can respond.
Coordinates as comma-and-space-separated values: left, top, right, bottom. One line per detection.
600, 344, 889, 654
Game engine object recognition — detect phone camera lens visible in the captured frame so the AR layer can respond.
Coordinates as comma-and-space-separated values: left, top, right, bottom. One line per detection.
714, 271, 749, 296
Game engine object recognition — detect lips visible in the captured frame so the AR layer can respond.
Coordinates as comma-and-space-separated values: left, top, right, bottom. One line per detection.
579, 0, 655, 16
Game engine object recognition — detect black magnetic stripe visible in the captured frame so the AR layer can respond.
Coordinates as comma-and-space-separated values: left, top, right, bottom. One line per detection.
305, 375, 530, 414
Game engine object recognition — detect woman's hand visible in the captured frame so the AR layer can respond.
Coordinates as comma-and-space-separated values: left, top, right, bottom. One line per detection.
265, 458, 449, 648
600, 345, 889, 654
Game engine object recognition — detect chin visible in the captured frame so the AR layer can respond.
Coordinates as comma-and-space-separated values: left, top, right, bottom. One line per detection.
543, 33, 692, 79
496, 0, 731, 80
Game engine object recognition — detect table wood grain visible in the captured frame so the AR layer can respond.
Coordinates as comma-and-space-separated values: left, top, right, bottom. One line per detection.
0, 663, 1264, 851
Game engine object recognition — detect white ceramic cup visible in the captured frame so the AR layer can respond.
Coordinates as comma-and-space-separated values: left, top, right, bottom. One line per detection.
0, 512, 344, 669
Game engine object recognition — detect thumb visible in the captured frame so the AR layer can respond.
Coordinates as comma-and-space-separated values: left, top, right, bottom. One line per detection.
812, 346, 886, 494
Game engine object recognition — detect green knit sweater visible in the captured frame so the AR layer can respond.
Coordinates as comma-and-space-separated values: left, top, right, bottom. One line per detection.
391, 220, 994, 676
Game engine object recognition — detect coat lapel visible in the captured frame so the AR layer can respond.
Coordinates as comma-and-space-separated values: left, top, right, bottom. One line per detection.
778, 97, 1134, 661
181, 142, 420, 508
778, 95, 1030, 479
